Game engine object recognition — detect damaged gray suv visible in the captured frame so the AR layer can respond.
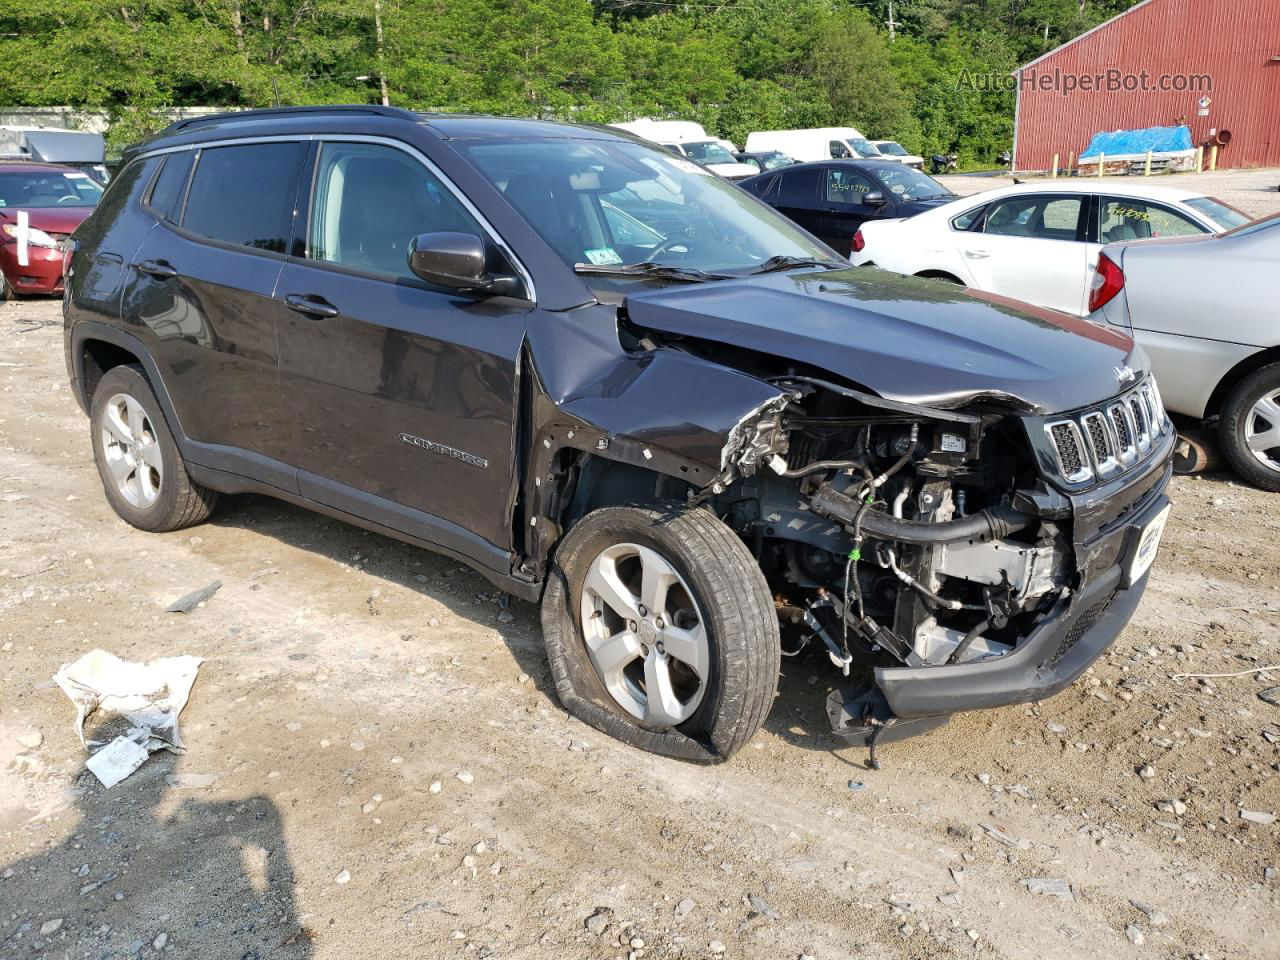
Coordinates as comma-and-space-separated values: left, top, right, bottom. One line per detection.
64, 107, 1175, 763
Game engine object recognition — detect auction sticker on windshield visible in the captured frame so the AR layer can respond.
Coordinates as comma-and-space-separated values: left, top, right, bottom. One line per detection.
1127, 503, 1171, 586
583, 247, 624, 265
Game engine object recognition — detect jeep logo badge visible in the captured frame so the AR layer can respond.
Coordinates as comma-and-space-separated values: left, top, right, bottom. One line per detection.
1114, 365, 1136, 386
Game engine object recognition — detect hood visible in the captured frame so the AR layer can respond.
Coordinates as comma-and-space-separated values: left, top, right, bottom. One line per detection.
1, 207, 93, 235
706, 162, 761, 180
622, 267, 1140, 415
896, 196, 955, 216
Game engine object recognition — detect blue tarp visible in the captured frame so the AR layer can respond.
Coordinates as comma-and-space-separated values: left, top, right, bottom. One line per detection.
1079, 124, 1193, 159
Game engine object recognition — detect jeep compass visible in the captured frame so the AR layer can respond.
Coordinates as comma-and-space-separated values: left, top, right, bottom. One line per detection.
63, 107, 1175, 762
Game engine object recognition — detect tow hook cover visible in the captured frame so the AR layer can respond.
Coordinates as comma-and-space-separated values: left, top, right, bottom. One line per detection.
826, 683, 950, 746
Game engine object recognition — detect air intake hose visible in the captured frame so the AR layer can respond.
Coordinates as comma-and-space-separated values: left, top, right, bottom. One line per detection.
810, 483, 1034, 545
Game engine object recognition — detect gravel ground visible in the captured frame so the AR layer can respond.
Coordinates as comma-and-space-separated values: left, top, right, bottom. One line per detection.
1, 299, 1278, 960
937, 166, 1280, 219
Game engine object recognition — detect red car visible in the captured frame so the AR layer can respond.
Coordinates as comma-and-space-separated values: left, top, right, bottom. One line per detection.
0, 161, 103, 299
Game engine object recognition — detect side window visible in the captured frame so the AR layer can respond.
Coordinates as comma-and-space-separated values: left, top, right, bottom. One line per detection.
146, 152, 193, 223
828, 140, 852, 159
985, 195, 1081, 241
825, 169, 875, 204
951, 205, 985, 231
182, 143, 303, 253
1098, 198, 1205, 242
308, 142, 482, 281
777, 167, 819, 206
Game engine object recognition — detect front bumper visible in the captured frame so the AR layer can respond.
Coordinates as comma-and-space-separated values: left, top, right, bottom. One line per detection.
0, 242, 65, 295
870, 457, 1171, 720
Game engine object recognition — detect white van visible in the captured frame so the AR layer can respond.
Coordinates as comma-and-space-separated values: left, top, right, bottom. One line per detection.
745, 127, 883, 164
611, 119, 758, 182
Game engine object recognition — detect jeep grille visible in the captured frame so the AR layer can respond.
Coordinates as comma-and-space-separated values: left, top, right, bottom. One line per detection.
1043, 380, 1166, 487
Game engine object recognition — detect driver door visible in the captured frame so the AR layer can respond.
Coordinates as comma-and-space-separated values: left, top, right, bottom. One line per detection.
818, 167, 886, 256
273, 139, 532, 555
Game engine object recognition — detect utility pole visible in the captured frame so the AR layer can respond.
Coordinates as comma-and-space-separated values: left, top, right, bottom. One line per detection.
373, 0, 390, 106
885, 0, 901, 42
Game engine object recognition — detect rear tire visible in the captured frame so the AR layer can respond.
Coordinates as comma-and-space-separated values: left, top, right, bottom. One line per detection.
89, 365, 219, 531
1217, 363, 1280, 493
541, 502, 779, 762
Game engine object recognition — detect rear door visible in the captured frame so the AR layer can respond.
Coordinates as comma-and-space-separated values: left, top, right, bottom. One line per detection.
818, 167, 885, 255
122, 141, 306, 488
958, 193, 1089, 314
768, 166, 823, 237
273, 138, 531, 558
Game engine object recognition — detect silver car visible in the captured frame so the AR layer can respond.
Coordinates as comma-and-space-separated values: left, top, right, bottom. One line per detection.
1088, 213, 1280, 491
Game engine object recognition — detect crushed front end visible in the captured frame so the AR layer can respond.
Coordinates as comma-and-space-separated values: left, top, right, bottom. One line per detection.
703, 372, 1176, 757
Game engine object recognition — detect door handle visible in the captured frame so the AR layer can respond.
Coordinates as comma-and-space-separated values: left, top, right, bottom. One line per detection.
963, 249, 990, 259
284, 294, 340, 318
135, 259, 177, 279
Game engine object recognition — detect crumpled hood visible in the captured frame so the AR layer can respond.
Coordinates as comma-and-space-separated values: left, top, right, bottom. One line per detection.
623, 267, 1141, 415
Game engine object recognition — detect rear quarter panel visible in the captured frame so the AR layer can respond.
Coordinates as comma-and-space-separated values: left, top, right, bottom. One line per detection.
1114, 234, 1277, 418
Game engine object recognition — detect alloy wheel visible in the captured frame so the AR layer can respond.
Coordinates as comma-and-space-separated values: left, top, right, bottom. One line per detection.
580, 542, 710, 727
100, 392, 163, 508
1245, 389, 1280, 474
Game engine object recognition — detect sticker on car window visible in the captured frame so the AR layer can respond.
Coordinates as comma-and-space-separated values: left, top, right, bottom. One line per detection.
63, 173, 90, 180
583, 247, 624, 265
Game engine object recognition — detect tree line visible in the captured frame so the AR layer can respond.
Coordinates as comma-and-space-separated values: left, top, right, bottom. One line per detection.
0, 0, 1140, 161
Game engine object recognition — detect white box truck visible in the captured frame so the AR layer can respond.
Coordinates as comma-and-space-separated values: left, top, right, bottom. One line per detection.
610, 119, 758, 182
744, 127, 885, 164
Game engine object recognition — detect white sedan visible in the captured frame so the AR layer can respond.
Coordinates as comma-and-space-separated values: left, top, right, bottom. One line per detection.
850, 182, 1249, 315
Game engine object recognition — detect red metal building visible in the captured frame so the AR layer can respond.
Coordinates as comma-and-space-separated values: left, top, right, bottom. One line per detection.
1012, 0, 1280, 171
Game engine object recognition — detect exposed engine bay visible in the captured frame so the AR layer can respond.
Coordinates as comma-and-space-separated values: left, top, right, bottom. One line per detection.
695, 376, 1078, 752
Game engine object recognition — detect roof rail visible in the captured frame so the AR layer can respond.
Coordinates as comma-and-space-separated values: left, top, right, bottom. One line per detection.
159, 105, 421, 136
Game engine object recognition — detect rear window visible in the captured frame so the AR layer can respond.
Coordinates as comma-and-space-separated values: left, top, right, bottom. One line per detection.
147, 152, 193, 222
182, 143, 303, 253
1184, 196, 1250, 231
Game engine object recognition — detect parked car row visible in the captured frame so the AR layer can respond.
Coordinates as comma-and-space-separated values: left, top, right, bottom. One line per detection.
5, 109, 1274, 497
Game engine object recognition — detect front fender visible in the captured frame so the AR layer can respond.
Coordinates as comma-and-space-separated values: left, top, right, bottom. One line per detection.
520, 306, 786, 575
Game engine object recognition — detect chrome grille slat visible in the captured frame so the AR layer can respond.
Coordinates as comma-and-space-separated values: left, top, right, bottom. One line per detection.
1043, 378, 1165, 487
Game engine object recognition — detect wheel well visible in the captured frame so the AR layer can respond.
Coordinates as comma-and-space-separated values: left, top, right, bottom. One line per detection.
564, 455, 695, 527
82, 339, 141, 402
915, 270, 964, 285
1203, 346, 1280, 421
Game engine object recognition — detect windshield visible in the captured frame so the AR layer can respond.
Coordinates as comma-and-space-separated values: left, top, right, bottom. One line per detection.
680, 141, 738, 166
1185, 196, 1251, 231
875, 142, 910, 157
0, 169, 103, 208
762, 153, 795, 170
867, 165, 954, 201
849, 139, 882, 158
461, 139, 838, 277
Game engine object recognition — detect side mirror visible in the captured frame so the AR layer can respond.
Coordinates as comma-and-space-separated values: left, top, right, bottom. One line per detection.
864, 191, 887, 205
407, 232, 519, 296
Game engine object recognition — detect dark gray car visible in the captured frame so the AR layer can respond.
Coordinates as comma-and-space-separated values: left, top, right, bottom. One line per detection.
64, 107, 1174, 764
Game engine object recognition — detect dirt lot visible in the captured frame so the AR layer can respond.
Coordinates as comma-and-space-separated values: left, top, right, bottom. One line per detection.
1, 295, 1277, 960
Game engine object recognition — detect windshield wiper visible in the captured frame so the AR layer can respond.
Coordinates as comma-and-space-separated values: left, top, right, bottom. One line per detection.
740, 255, 846, 276
573, 262, 732, 282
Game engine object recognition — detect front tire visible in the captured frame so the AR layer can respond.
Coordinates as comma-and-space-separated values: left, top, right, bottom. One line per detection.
541, 503, 780, 762
1218, 363, 1280, 492
89, 365, 219, 531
